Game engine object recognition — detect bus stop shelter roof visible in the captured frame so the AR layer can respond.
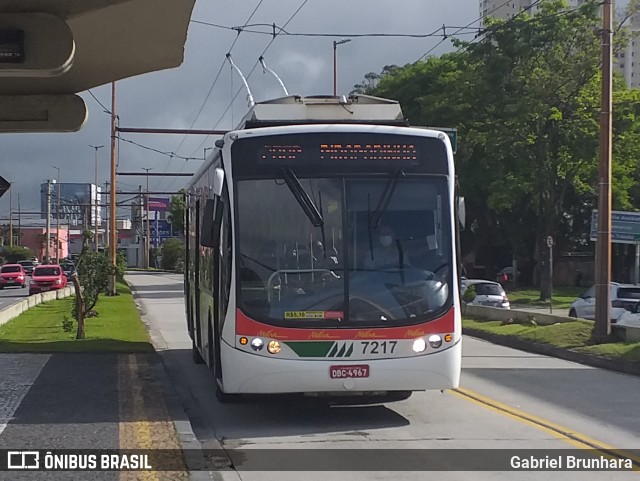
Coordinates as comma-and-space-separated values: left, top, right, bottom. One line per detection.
0, 0, 196, 94
0, 0, 195, 131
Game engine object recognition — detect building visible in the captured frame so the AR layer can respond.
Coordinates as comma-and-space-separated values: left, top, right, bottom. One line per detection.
480, 0, 638, 87
40, 181, 101, 228
19, 226, 69, 262
480, 0, 587, 24
614, 12, 640, 88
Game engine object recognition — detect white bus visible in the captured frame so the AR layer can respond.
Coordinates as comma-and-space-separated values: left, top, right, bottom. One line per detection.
184, 95, 462, 402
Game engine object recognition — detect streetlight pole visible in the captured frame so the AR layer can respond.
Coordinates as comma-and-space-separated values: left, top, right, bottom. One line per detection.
8, 182, 12, 247
90, 145, 104, 252
142, 167, 152, 268
333, 38, 351, 96
45, 179, 51, 263
53, 166, 60, 261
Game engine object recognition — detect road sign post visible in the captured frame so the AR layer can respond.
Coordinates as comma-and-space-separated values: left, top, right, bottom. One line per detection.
547, 236, 554, 314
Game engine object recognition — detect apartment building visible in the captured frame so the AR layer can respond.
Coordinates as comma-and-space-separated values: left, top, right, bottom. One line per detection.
480, 0, 639, 88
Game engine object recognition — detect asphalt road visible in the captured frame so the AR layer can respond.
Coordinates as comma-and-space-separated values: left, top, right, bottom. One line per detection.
127, 271, 640, 481
0, 284, 29, 311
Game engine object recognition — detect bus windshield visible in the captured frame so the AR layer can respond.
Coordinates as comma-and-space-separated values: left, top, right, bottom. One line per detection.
236, 175, 452, 328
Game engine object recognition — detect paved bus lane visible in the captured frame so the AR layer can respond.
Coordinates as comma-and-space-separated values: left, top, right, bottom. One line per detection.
126, 271, 640, 481
0, 350, 191, 480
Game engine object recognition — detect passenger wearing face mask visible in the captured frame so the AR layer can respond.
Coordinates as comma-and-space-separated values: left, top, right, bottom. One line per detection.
365, 225, 405, 270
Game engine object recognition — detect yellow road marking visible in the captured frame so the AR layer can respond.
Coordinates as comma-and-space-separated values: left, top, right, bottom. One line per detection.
453, 387, 640, 470
119, 354, 160, 481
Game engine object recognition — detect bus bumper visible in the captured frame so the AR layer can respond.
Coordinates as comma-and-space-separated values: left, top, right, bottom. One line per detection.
219, 340, 461, 394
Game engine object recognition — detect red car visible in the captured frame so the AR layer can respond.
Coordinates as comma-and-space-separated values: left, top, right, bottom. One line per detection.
29, 265, 68, 295
0, 264, 27, 289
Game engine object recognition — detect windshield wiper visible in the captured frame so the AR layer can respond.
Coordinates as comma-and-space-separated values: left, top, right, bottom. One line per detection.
369, 169, 404, 228
282, 168, 324, 228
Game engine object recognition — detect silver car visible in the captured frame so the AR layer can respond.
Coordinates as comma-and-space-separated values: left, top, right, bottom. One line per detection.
568, 283, 640, 322
460, 279, 510, 309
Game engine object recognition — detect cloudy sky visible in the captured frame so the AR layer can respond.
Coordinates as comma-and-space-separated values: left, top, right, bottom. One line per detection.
0, 0, 479, 223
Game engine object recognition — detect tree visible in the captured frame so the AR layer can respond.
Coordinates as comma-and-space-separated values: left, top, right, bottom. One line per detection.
364, 0, 640, 299
161, 238, 184, 271
70, 230, 111, 339
0, 245, 33, 264
167, 190, 186, 236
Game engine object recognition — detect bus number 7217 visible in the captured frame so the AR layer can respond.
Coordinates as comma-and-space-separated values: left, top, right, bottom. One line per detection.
361, 341, 397, 355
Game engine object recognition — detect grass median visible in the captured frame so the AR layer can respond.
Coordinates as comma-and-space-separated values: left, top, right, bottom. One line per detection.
463, 318, 640, 363
0, 282, 153, 352
506, 286, 584, 310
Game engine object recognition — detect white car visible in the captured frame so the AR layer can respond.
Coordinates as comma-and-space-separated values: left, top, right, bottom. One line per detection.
460, 279, 510, 309
568, 283, 640, 322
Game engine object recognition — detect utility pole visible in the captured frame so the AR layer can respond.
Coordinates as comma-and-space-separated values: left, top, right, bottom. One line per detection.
104, 181, 110, 253
17, 192, 20, 246
109, 81, 117, 295
138, 185, 143, 267
53, 166, 60, 262
594, 0, 613, 341
142, 168, 152, 268
333, 39, 351, 96
45, 179, 51, 263
8, 182, 12, 247
90, 145, 104, 252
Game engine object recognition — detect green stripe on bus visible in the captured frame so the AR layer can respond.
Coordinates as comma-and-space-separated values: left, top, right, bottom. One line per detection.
286, 341, 335, 358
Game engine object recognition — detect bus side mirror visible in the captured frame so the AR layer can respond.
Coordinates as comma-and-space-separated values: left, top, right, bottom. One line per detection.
200, 199, 216, 247
457, 197, 466, 229
212, 168, 224, 197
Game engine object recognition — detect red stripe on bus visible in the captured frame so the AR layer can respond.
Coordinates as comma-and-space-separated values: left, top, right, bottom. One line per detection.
235, 308, 455, 340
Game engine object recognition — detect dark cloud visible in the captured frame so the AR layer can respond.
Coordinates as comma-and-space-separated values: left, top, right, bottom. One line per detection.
0, 0, 477, 219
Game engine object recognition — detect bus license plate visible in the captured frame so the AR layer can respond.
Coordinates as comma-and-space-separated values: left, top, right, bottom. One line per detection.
329, 365, 369, 379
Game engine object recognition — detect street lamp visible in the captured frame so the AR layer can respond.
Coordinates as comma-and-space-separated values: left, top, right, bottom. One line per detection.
52, 166, 60, 261
90, 145, 104, 252
333, 38, 351, 96
8, 182, 13, 247
142, 167, 152, 268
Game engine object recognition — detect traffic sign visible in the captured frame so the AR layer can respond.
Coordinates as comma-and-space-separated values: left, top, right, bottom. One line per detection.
590, 209, 640, 244
0, 176, 9, 199
546, 236, 554, 248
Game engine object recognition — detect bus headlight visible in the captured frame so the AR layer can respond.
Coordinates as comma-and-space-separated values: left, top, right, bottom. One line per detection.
412, 338, 427, 353
250, 338, 264, 351
267, 340, 281, 354
428, 335, 442, 349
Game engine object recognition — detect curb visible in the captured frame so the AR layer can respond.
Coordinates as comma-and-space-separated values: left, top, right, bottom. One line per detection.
463, 327, 640, 376
0, 286, 74, 328
128, 280, 236, 481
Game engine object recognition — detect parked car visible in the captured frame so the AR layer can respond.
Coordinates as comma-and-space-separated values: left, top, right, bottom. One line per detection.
29, 265, 68, 295
61, 263, 75, 279
17, 260, 37, 275
568, 282, 640, 322
0, 264, 27, 289
460, 278, 510, 309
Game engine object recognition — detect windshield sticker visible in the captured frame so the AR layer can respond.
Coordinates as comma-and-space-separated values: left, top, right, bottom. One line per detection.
284, 311, 344, 320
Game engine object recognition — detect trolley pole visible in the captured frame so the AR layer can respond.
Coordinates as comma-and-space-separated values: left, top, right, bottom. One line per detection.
594, 0, 613, 341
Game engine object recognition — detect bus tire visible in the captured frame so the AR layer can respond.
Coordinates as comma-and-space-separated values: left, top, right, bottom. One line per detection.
192, 341, 205, 364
